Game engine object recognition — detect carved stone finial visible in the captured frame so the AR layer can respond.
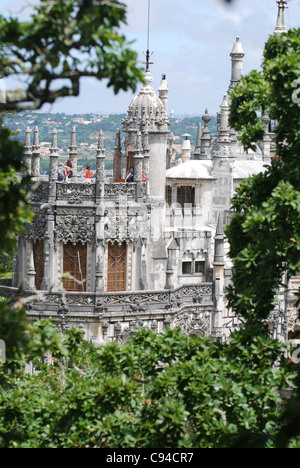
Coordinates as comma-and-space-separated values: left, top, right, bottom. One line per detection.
97, 129, 105, 157
32, 126, 40, 153
114, 129, 122, 156
50, 127, 59, 155
69, 126, 77, 153
24, 127, 32, 152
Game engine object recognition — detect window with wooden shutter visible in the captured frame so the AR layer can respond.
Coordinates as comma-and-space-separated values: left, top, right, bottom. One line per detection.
63, 242, 87, 292
177, 186, 195, 207
107, 242, 127, 292
113, 152, 135, 182
33, 240, 44, 290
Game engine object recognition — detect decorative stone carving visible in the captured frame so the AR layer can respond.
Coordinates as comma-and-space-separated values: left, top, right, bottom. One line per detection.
56, 182, 95, 202
173, 311, 211, 336
115, 319, 145, 344
29, 181, 49, 203
55, 215, 95, 245
104, 183, 136, 198
25, 210, 47, 242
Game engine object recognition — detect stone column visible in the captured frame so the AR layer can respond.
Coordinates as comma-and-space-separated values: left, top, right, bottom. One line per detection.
40, 205, 54, 291
49, 128, 59, 202
31, 126, 40, 179
181, 134, 191, 163
142, 130, 150, 179
261, 111, 272, 163
165, 237, 179, 290
212, 212, 225, 336
96, 129, 106, 202
26, 241, 36, 291
134, 131, 144, 201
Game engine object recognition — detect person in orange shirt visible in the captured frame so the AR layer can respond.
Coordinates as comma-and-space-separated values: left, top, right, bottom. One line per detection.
81, 164, 93, 183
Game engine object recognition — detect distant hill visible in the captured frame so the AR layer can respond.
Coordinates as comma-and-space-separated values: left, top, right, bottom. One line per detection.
4, 112, 217, 175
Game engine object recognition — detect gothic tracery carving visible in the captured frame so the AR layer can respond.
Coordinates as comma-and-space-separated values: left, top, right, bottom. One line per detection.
55, 215, 95, 245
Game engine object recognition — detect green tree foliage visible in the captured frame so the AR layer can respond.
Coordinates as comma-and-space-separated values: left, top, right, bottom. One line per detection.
227, 28, 300, 321
0, 0, 144, 111
0, 127, 33, 254
226, 28, 300, 447
0, 326, 295, 448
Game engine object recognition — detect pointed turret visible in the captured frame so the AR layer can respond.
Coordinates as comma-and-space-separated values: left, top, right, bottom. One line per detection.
228, 36, 245, 93
200, 109, 212, 159
274, 0, 288, 36
213, 96, 232, 159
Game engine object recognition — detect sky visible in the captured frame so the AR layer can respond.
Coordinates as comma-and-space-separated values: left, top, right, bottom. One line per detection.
2, 0, 300, 116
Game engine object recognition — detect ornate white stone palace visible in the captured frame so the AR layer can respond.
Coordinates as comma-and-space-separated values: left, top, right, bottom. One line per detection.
1, 1, 299, 345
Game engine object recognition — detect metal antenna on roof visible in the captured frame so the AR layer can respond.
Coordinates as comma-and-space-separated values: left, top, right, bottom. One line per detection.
277, 0, 287, 8
145, 0, 153, 72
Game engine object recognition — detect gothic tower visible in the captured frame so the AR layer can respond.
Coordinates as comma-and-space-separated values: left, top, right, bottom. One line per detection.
122, 71, 170, 201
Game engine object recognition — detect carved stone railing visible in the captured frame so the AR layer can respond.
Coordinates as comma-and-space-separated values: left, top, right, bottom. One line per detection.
0, 283, 213, 317
0, 283, 216, 340
104, 182, 136, 199
56, 182, 96, 203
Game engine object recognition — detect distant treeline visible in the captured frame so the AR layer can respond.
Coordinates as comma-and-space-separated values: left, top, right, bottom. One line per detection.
4, 112, 217, 174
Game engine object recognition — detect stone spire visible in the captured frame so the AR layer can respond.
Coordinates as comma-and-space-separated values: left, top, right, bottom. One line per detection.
96, 129, 106, 184
31, 126, 40, 178
158, 74, 169, 116
23, 127, 32, 177
274, 0, 288, 36
228, 36, 245, 93
49, 128, 59, 180
214, 212, 225, 265
68, 126, 78, 178
114, 128, 122, 156
193, 123, 202, 160
50, 127, 59, 155
200, 109, 212, 158
216, 95, 232, 158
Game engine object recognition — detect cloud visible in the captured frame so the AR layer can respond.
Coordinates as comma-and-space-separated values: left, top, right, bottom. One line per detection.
5, 0, 299, 115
